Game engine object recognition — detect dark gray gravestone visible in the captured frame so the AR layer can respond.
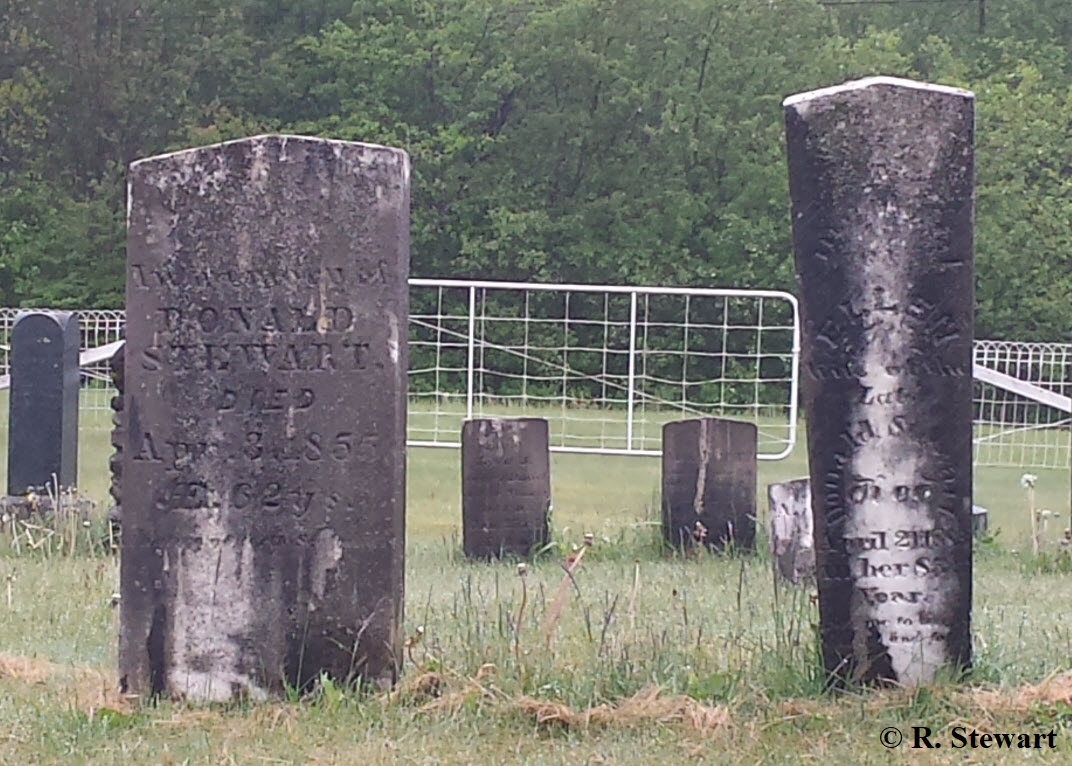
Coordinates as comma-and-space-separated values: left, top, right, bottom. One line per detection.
661, 418, 757, 552
7, 311, 80, 495
461, 418, 551, 558
785, 77, 974, 685
769, 478, 814, 584
122, 135, 409, 702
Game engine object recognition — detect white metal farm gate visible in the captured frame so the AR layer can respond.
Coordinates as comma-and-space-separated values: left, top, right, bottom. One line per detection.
0, 280, 801, 460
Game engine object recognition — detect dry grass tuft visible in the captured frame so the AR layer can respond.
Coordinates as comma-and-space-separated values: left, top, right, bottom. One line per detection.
965, 671, 1072, 713
0, 653, 53, 684
0, 651, 131, 715
391, 670, 445, 705
514, 697, 576, 729
513, 686, 730, 734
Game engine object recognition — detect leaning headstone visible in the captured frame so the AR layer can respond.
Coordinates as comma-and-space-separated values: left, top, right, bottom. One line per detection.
461, 418, 551, 558
121, 135, 409, 702
662, 418, 757, 552
7, 311, 80, 495
769, 478, 814, 584
785, 77, 974, 685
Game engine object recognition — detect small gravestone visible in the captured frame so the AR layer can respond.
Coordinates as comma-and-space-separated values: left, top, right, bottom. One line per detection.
769, 478, 814, 584
662, 418, 757, 552
121, 135, 409, 702
785, 77, 974, 685
461, 418, 551, 558
7, 311, 80, 495
971, 505, 989, 538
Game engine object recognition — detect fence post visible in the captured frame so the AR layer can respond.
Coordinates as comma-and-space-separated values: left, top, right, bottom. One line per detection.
626, 291, 638, 452
466, 285, 476, 420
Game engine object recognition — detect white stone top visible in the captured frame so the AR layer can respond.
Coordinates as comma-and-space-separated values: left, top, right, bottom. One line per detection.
130, 134, 408, 169
784, 76, 974, 110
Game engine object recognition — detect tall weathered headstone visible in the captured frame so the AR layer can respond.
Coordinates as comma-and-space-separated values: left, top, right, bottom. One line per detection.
461, 418, 551, 559
7, 311, 80, 495
784, 77, 974, 685
662, 418, 757, 552
769, 478, 814, 584
121, 135, 409, 702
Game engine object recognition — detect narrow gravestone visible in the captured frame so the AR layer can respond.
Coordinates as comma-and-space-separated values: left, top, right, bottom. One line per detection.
461, 418, 551, 559
121, 135, 409, 702
7, 311, 80, 495
769, 478, 814, 584
785, 77, 974, 685
662, 418, 757, 552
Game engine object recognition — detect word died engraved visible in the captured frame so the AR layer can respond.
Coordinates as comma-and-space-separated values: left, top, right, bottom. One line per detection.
845, 479, 934, 506
218, 387, 315, 413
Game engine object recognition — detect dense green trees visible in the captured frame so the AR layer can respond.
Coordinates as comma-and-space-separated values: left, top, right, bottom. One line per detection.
1, 0, 1070, 340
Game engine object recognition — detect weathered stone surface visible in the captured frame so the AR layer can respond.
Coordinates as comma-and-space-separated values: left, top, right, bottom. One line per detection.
121, 135, 409, 702
7, 311, 80, 495
784, 77, 974, 685
971, 505, 988, 537
461, 418, 551, 558
661, 418, 757, 552
769, 478, 814, 584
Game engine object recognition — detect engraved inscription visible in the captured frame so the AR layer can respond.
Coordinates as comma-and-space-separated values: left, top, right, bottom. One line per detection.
462, 419, 552, 559
129, 262, 390, 291
139, 339, 372, 373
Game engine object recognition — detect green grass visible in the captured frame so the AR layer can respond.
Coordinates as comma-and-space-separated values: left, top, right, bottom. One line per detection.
0, 402, 1070, 764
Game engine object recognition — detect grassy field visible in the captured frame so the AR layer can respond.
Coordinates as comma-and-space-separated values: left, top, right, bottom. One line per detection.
0, 403, 1070, 765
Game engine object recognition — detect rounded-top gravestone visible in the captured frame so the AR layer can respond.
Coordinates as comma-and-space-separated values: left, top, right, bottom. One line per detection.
7, 311, 80, 495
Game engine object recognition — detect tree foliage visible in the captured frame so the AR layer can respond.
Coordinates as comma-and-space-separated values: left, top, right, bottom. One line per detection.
1, 0, 1070, 340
